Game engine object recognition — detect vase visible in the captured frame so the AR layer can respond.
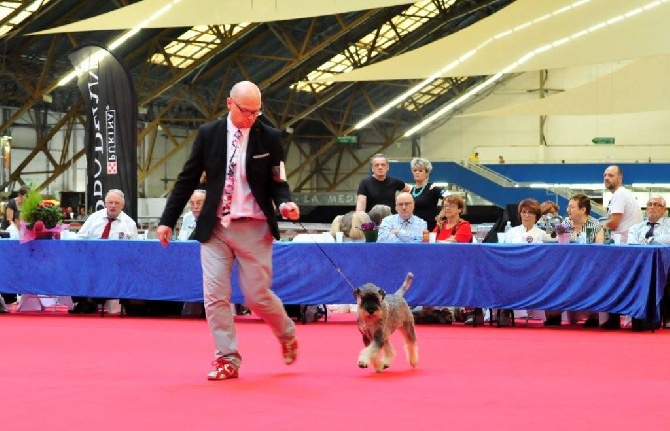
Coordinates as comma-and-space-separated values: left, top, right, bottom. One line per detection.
36, 232, 56, 240
363, 230, 378, 243
556, 233, 571, 244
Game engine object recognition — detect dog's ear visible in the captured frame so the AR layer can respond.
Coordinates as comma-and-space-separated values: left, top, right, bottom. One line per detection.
378, 288, 386, 299
353, 288, 360, 299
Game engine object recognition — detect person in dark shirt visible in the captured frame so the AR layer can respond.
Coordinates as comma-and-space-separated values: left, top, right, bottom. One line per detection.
1, 185, 28, 230
355, 153, 408, 213
408, 157, 444, 231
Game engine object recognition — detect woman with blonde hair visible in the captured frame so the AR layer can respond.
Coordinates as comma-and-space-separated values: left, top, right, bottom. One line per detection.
330, 210, 371, 241
409, 157, 444, 231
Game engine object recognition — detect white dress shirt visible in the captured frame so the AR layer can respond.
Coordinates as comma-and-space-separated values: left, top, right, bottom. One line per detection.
504, 225, 545, 244
377, 214, 428, 243
77, 209, 138, 240
178, 211, 196, 241
627, 216, 670, 245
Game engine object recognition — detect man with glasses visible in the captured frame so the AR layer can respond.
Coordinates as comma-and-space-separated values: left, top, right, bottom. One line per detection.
627, 195, 669, 330
177, 189, 206, 241
156, 81, 300, 381
377, 192, 427, 243
627, 195, 670, 245
71, 189, 138, 314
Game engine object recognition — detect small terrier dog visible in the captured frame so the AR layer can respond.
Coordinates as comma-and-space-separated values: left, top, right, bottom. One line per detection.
353, 272, 418, 372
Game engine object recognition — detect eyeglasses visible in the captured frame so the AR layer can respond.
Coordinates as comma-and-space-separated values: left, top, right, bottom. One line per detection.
443, 204, 458, 209
520, 210, 535, 215
647, 202, 666, 207
231, 99, 262, 117
396, 202, 413, 207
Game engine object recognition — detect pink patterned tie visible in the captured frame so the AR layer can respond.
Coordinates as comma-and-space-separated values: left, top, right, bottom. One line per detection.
220, 129, 243, 228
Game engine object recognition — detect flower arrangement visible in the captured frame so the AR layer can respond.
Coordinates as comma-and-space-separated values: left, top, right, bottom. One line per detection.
19, 189, 68, 242
20, 189, 64, 229
358, 222, 377, 232
554, 222, 573, 235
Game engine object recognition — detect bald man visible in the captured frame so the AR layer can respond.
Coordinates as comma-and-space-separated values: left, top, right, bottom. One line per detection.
157, 81, 300, 380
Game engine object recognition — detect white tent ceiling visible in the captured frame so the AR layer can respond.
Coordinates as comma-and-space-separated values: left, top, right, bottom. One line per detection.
32, 0, 414, 34
314, 0, 670, 82
462, 55, 670, 116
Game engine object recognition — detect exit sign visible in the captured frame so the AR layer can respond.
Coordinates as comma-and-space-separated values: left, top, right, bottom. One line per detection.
336, 135, 358, 145
592, 137, 615, 145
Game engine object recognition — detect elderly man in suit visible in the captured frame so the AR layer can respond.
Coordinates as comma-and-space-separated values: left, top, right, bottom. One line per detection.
156, 81, 300, 381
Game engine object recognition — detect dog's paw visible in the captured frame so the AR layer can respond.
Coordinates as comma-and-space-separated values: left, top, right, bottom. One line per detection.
370, 354, 384, 372
357, 360, 369, 368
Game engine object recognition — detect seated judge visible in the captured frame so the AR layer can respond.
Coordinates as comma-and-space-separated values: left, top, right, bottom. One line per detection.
377, 192, 427, 243
70, 189, 138, 314
329, 210, 370, 241
627, 194, 670, 245
544, 194, 603, 327
179, 190, 206, 317
178, 189, 206, 241
433, 194, 472, 243
496, 199, 544, 327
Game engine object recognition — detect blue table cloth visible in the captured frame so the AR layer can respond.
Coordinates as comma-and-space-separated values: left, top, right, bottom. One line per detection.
1, 240, 668, 320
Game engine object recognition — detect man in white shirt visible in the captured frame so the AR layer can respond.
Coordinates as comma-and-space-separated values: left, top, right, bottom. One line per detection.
70, 189, 138, 314
603, 165, 643, 243
377, 192, 427, 243
178, 190, 206, 317
601, 166, 643, 329
178, 190, 205, 241
77, 189, 138, 240
627, 195, 670, 245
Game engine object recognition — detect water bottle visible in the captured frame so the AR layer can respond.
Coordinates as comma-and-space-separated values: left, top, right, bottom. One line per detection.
503, 221, 512, 243
578, 231, 586, 244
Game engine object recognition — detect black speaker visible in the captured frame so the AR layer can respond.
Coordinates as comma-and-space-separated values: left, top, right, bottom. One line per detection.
60, 192, 85, 209
482, 203, 520, 243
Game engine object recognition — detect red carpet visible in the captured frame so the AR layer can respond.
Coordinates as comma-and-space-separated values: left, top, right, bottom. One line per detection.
2, 312, 669, 430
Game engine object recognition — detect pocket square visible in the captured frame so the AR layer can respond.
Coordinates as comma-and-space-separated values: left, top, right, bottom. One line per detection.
253, 153, 270, 159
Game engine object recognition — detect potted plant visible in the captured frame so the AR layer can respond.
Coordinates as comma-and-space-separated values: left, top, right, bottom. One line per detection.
554, 222, 573, 244
358, 221, 378, 243
20, 189, 66, 240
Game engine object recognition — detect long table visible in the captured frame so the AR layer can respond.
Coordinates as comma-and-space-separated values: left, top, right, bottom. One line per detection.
1, 240, 669, 321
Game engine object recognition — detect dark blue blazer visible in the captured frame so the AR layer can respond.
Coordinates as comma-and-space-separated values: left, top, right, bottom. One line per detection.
159, 118, 292, 241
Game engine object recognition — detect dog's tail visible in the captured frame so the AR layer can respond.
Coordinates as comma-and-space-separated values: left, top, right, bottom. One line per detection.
394, 272, 414, 297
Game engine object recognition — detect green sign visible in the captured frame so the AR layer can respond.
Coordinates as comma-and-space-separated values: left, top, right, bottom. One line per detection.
336, 135, 358, 145
592, 137, 615, 145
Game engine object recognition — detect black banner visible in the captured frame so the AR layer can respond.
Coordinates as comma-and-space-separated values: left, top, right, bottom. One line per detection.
68, 44, 137, 221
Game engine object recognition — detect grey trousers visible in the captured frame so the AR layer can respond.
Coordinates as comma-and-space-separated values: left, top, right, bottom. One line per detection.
201, 219, 295, 368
